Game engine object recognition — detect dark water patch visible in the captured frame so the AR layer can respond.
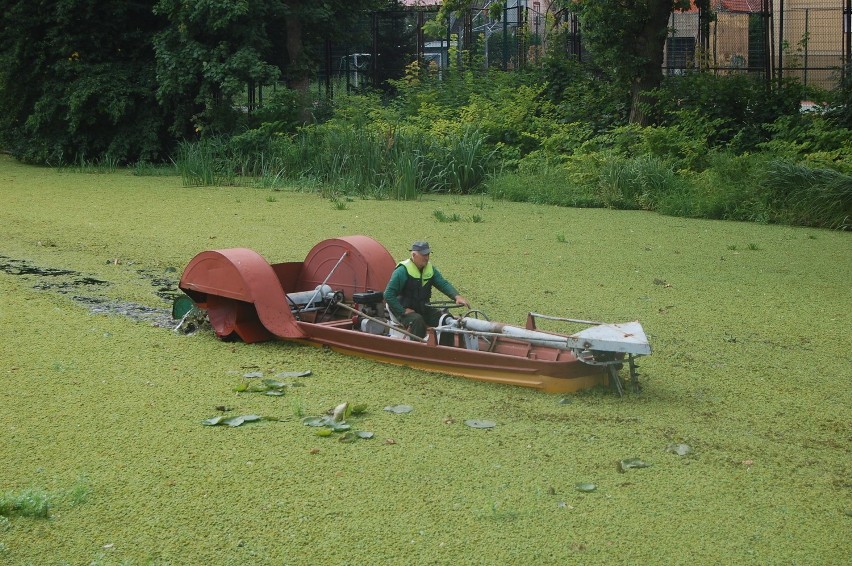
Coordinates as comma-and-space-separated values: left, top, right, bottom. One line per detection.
1, 254, 175, 328
135, 267, 182, 302
0, 255, 78, 278
1, 255, 109, 293
33, 277, 109, 293
74, 296, 175, 328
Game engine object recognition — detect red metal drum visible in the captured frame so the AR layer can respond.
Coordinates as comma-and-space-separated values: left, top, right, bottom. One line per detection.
299, 236, 396, 301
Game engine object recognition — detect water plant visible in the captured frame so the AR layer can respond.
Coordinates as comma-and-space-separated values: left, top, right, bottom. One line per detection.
433, 209, 462, 223
0, 488, 51, 519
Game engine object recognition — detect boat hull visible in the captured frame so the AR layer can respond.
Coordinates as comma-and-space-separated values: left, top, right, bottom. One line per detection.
178, 236, 626, 394
296, 321, 608, 393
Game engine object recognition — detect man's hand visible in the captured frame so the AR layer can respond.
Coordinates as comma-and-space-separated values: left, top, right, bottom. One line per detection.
454, 295, 471, 309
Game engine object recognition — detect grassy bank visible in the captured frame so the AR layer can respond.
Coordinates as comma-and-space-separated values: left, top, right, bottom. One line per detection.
0, 155, 849, 564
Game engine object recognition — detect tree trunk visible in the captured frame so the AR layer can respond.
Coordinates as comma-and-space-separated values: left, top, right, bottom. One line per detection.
628, 1, 673, 125
284, 1, 311, 122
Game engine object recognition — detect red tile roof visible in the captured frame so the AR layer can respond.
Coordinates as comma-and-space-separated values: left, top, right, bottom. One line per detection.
681, 1, 765, 14
717, 0, 764, 13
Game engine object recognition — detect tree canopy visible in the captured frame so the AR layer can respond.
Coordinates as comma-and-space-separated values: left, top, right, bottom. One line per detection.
568, 0, 710, 124
0, 0, 168, 163
0, 0, 386, 163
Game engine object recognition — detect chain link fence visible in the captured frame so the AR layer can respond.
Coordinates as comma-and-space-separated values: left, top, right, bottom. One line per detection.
283, 2, 851, 101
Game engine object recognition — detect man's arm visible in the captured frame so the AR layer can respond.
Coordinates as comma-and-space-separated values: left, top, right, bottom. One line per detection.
432, 267, 470, 308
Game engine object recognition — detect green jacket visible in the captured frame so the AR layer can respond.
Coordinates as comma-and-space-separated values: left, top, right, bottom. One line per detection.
383, 259, 459, 319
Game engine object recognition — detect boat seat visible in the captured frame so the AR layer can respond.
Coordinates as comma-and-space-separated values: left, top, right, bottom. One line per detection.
385, 304, 409, 339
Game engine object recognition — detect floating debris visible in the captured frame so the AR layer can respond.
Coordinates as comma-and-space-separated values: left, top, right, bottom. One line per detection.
666, 443, 692, 456
275, 370, 312, 378
464, 419, 496, 429
617, 458, 651, 472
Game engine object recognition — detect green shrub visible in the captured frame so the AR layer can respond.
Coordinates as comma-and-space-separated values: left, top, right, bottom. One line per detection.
760, 114, 852, 173
826, 63, 852, 128
596, 155, 687, 210
488, 154, 603, 208
689, 152, 773, 222
175, 138, 236, 187
763, 160, 852, 230
649, 73, 808, 152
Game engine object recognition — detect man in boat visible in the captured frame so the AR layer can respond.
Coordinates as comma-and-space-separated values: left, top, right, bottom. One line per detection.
384, 241, 470, 339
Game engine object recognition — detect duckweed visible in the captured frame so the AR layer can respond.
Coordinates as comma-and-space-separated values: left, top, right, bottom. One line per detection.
0, 155, 849, 563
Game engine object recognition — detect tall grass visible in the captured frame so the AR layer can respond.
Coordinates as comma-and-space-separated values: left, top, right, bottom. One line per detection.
175, 139, 225, 187
597, 155, 685, 210
392, 153, 420, 200
437, 126, 493, 194
764, 160, 852, 229
261, 124, 494, 200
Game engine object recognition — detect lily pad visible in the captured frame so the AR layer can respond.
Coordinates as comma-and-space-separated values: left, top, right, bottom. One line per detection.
275, 370, 312, 378
315, 428, 333, 437
464, 419, 496, 429
264, 389, 285, 397
262, 379, 286, 389
618, 458, 651, 472
384, 404, 413, 414
243, 371, 263, 378
302, 416, 331, 427
203, 414, 262, 427
355, 431, 374, 439
575, 482, 597, 492
666, 443, 692, 456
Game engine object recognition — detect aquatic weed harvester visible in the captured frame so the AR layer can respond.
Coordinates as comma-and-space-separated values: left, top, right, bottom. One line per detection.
177, 236, 651, 394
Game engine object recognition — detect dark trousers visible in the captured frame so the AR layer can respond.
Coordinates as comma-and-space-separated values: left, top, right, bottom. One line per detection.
399, 307, 442, 339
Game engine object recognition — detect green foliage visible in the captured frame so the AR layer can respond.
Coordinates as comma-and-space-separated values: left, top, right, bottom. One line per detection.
826, 63, 852, 128
569, 0, 704, 123
175, 138, 235, 187
596, 155, 687, 210
762, 161, 852, 230
536, 34, 629, 130
433, 210, 462, 223
2, 0, 844, 229
264, 118, 494, 198
153, 0, 282, 138
571, 0, 669, 82
0, 488, 51, 519
0, 1, 170, 164
302, 402, 372, 441
202, 414, 264, 427
687, 152, 774, 221
648, 72, 808, 151
759, 114, 852, 174
488, 154, 603, 208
